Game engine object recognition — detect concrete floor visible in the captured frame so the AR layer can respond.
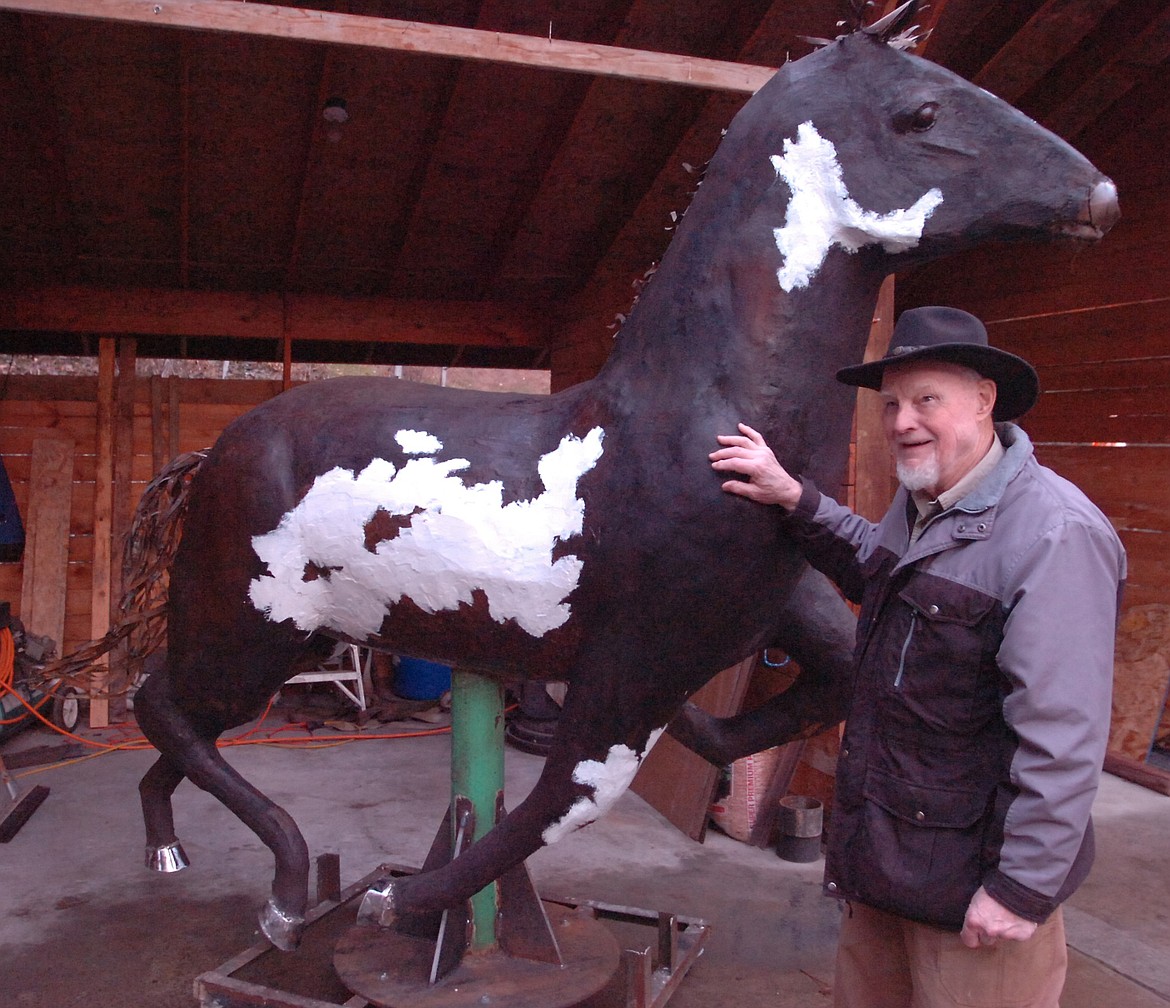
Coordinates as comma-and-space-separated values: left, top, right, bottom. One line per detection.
2, 711, 1169, 1008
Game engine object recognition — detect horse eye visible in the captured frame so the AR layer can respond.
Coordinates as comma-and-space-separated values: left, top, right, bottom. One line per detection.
897, 102, 940, 133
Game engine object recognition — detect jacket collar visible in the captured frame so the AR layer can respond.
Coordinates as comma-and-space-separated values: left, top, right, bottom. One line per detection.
951, 422, 1033, 514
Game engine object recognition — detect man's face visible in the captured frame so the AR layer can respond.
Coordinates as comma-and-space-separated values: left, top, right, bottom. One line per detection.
879, 362, 997, 498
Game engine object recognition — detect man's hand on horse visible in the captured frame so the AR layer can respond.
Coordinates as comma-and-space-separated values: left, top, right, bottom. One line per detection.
710, 423, 802, 510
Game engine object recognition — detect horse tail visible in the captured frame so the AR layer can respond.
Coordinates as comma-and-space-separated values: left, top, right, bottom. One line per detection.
40, 449, 208, 691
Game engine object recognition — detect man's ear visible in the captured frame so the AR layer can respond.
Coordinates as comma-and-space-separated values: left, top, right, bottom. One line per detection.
977, 378, 997, 419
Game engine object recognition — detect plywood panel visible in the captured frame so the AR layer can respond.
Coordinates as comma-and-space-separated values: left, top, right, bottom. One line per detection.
631, 655, 757, 841
1109, 604, 1170, 762
989, 299, 1170, 368
1118, 533, 1170, 609
1025, 387, 1169, 444
18, 433, 74, 650
1038, 358, 1170, 390
1034, 445, 1168, 531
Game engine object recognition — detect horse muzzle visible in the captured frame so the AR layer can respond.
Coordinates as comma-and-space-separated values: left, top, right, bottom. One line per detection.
1058, 178, 1120, 240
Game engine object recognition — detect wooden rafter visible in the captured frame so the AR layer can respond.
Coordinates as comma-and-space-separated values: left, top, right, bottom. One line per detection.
1, 287, 550, 348
284, 47, 335, 291
1042, 6, 1170, 142
0, 0, 778, 94
179, 35, 191, 288
973, 0, 1123, 103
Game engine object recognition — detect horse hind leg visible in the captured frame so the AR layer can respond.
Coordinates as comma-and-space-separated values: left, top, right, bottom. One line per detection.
133, 669, 311, 950
359, 673, 676, 923
668, 564, 856, 766
140, 751, 189, 872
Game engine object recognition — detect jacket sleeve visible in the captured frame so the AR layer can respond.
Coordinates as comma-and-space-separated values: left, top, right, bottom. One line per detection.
983, 516, 1125, 922
782, 477, 880, 605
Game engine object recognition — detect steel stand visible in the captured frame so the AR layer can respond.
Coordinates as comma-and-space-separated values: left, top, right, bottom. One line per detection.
195, 671, 710, 1008
195, 858, 710, 1008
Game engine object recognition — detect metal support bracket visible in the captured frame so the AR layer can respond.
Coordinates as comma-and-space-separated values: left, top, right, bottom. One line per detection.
195, 857, 709, 1008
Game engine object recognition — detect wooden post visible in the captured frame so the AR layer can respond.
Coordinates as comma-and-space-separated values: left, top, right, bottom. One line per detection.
89, 338, 116, 727
150, 374, 169, 474
853, 276, 896, 521
168, 377, 181, 456
108, 338, 137, 716
282, 331, 293, 390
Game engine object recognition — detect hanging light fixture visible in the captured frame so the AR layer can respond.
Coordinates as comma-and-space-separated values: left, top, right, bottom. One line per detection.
322, 96, 349, 143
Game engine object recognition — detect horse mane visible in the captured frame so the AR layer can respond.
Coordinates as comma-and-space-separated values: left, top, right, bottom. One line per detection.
802, 0, 925, 51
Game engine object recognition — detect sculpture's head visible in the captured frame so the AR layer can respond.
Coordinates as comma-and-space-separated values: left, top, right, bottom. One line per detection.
671, 0, 1117, 296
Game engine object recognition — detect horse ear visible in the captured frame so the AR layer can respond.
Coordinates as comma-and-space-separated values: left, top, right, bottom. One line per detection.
862, 0, 919, 42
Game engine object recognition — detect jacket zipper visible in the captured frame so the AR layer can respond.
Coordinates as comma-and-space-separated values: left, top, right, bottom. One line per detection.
894, 612, 916, 688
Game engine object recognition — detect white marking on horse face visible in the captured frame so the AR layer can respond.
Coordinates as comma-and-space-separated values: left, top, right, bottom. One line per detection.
541, 727, 666, 846
770, 121, 943, 292
395, 429, 443, 455
248, 427, 605, 639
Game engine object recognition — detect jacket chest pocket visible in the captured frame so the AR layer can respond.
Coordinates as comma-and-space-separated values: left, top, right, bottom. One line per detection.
888, 577, 1000, 720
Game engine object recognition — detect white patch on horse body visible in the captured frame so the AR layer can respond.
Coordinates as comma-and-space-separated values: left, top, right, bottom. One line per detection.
395, 429, 443, 455
771, 121, 943, 292
248, 428, 605, 639
541, 727, 666, 846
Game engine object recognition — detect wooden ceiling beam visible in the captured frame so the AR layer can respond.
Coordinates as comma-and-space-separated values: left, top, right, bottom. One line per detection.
973, 0, 1123, 104
910, 0, 956, 57
284, 47, 335, 291
2, 286, 550, 348
1041, 6, 1170, 142
0, 0, 777, 94
178, 35, 191, 287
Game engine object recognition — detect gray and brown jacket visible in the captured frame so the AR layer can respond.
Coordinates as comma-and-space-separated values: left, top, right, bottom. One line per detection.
785, 423, 1125, 930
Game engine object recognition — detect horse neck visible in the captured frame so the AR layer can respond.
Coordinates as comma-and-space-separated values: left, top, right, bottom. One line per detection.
594, 246, 887, 448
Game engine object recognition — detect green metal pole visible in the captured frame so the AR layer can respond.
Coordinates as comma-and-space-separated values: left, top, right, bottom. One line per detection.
449, 668, 504, 950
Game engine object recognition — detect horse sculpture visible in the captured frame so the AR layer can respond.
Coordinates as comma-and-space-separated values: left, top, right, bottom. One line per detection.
128, 3, 1118, 951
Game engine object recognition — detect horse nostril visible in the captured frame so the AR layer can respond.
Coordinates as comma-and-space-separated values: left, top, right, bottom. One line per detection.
1089, 178, 1120, 234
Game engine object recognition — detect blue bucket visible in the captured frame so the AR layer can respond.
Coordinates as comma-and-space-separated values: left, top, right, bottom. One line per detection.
393, 656, 452, 701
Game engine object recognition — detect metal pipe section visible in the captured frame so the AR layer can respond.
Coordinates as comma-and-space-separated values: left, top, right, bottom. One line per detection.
450, 669, 505, 949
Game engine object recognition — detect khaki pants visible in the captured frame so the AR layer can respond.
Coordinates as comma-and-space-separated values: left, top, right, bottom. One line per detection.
834, 902, 1067, 1008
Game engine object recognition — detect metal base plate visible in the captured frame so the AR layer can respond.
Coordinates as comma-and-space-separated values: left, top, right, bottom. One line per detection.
195, 859, 710, 1008
334, 903, 619, 1008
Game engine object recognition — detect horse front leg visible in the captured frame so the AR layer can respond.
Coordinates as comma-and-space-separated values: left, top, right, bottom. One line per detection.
359, 670, 679, 924
668, 564, 856, 766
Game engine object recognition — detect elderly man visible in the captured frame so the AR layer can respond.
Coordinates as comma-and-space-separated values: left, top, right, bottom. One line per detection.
710, 306, 1125, 1008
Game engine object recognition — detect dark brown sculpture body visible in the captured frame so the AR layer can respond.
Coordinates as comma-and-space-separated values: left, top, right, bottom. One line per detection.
133, 9, 1118, 949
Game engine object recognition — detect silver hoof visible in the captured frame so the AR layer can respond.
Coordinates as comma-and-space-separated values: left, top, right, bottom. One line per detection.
258, 898, 306, 951
145, 841, 189, 873
356, 878, 398, 928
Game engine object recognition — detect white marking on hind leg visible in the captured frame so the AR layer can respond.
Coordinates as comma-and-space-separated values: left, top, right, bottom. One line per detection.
541, 727, 665, 845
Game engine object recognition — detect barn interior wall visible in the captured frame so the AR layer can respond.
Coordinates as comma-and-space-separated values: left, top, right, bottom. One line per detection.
0, 372, 281, 658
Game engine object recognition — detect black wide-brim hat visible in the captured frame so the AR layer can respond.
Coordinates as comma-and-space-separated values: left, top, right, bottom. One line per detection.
835, 306, 1040, 422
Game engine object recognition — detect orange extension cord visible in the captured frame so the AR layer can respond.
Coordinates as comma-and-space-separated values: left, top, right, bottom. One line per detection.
0, 633, 459, 780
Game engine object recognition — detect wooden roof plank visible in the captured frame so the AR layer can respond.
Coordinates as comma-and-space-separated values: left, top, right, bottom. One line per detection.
386, 0, 634, 299
1041, 7, 1170, 142
0, 0, 778, 93
973, 0, 1124, 103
